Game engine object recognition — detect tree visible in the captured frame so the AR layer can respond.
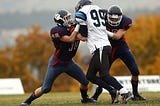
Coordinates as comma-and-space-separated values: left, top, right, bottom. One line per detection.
1, 14, 160, 92
14, 25, 54, 81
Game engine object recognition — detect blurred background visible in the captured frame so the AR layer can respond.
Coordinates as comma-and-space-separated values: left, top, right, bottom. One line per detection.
0, 0, 160, 93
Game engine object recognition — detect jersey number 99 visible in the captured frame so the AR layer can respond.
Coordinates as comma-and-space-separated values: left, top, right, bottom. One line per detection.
90, 9, 106, 27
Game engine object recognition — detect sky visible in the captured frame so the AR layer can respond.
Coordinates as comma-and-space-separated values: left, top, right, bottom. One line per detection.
0, 0, 160, 14
0, 0, 160, 48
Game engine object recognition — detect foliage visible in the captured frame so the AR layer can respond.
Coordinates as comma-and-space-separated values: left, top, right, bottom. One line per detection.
0, 14, 160, 92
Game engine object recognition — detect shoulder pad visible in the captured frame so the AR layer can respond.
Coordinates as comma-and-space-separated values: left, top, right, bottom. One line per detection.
75, 11, 87, 21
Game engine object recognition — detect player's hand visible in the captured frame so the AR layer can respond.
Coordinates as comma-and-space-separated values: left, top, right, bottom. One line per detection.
112, 34, 121, 40
69, 25, 75, 33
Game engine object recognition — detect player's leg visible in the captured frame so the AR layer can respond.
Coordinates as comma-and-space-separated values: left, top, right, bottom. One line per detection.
120, 49, 146, 101
100, 46, 132, 104
100, 46, 121, 89
91, 86, 103, 101
90, 46, 121, 103
21, 87, 43, 106
86, 48, 114, 93
91, 50, 117, 102
65, 60, 96, 103
21, 57, 62, 106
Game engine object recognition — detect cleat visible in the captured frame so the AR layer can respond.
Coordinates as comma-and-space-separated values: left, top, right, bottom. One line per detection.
81, 97, 97, 103
90, 98, 97, 103
132, 94, 146, 101
121, 91, 133, 104
110, 89, 119, 104
91, 87, 102, 101
21, 102, 29, 106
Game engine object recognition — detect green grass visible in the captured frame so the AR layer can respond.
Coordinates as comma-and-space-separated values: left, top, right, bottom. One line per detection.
0, 92, 160, 106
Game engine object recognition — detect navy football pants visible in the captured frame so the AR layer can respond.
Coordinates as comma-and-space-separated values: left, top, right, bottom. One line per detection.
110, 43, 139, 76
41, 56, 89, 93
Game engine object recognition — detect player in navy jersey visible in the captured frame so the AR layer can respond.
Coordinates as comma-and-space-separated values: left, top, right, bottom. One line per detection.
91, 5, 146, 101
75, 0, 132, 104
21, 9, 96, 106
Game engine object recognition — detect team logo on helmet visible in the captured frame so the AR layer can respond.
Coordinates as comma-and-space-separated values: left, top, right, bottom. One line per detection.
54, 9, 73, 27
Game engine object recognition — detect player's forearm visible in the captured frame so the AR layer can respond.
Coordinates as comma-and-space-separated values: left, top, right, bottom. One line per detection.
108, 29, 126, 40
77, 33, 87, 41
116, 29, 126, 37
68, 31, 79, 42
113, 29, 126, 40
61, 25, 80, 42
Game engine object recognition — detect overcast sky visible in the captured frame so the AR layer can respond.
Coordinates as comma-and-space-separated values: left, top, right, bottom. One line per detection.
0, 0, 160, 14
0, 0, 160, 48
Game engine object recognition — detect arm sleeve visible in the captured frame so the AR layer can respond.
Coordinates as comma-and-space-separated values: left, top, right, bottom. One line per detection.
79, 25, 88, 37
75, 11, 88, 37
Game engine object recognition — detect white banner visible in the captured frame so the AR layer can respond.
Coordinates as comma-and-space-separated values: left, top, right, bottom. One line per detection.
92, 75, 160, 93
0, 78, 24, 95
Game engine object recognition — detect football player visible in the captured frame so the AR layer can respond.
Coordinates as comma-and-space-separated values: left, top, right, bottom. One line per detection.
21, 9, 96, 106
75, 0, 132, 104
91, 5, 146, 101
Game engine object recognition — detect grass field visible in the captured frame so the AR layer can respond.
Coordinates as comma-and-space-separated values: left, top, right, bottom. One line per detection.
0, 92, 160, 106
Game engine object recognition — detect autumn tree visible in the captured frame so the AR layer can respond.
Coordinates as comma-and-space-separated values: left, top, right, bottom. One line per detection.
1, 14, 160, 92
0, 47, 39, 92
14, 24, 53, 81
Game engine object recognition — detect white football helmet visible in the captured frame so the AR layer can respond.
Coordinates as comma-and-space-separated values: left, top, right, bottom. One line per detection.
107, 5, 123, 26
75, 0, 93, 12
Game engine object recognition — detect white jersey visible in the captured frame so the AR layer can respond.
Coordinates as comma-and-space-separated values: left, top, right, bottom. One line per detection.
79, 5, 111, 54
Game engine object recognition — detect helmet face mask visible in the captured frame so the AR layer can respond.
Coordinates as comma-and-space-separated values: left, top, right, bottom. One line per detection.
54, 9, 73, 27
107, 5, 123, 26
63, 15, 73, 27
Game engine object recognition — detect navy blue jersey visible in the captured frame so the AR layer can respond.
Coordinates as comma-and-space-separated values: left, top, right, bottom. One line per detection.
50, 25, 80, 61
106, 15, 132, 47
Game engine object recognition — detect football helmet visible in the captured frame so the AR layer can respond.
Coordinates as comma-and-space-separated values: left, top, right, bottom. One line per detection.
54, 9, 73, 27
75, 0, 92, 12
107, 5, 123, 26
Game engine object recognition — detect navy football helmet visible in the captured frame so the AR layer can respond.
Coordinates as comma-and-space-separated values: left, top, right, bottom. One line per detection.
75, 0, 92, 12
54, 9, 73, 27
107, 5, 123, 26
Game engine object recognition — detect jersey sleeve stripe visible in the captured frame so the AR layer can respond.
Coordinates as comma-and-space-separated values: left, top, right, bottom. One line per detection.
75, 12, 87, 21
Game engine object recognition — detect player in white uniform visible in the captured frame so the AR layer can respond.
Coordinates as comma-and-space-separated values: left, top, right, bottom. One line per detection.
75, 0, 132, 104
